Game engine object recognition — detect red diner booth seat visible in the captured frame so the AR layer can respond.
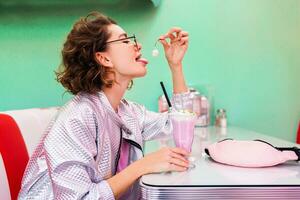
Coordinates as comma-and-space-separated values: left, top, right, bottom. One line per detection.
0, 107, 58, 200
0, 114, 29, 200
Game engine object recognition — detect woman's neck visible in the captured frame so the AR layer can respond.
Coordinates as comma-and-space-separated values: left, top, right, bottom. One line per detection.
102, 79, 131, 112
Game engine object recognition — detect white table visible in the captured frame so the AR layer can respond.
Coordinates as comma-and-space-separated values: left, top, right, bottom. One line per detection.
140, 126, 300, 199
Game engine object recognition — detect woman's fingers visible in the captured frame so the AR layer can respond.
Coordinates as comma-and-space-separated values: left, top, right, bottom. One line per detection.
159, 27, 183, 42
169, 163, 188, 172
167, 27, 182, 36
178, 31, 188, 44
159, 28, 188, 46
170, 152, 189, 163
171, 147, 190, 156
169, 157, 189, 168
160, 35, 188, 47
179, 36, 189, 45
178, 31, 188, 38
166, 33, 176, 40
159, 38, 170, 51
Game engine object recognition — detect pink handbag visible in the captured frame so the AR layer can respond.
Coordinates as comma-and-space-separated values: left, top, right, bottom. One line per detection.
205, 139, 300, 167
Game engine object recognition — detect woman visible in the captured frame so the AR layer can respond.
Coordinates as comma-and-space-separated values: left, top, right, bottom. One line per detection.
19, 11, 191, 200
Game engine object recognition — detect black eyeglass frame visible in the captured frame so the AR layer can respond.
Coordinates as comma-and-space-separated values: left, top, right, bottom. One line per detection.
105, 34, 137, 48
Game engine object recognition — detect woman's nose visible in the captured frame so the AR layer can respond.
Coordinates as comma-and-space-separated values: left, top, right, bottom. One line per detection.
135, 42, 142, 51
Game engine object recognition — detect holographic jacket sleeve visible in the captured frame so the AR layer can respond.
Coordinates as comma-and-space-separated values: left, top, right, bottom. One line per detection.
42, 106, 115, 200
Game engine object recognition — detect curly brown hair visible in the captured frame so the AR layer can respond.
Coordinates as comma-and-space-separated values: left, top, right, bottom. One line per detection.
56, 12, 118, 95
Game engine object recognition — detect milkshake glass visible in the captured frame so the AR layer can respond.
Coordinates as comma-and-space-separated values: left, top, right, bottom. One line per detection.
170, 110, 197, 168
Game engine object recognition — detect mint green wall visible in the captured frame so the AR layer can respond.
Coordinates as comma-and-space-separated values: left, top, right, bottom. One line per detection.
1, 0, 299, 142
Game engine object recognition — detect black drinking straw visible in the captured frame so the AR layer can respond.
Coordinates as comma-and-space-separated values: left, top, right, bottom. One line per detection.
160, 81, 172, 109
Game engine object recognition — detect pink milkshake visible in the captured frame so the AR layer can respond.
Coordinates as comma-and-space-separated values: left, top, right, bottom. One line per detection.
170, 111, 197, 153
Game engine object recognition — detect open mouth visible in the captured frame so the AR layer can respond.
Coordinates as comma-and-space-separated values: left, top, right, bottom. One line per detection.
135, 54, 148, 65
135, 54, 142, 61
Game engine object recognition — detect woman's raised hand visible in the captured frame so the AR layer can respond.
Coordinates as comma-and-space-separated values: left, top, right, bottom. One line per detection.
159, 27, 189, 71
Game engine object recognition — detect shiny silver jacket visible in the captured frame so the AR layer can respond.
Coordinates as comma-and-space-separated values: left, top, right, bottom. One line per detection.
18, 91, 191, 200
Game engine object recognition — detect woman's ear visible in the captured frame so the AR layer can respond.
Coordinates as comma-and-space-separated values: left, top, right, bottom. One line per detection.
95, 52, 113, 68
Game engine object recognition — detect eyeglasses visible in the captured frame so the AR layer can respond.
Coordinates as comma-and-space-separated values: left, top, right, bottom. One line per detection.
105, 34, 138, 48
